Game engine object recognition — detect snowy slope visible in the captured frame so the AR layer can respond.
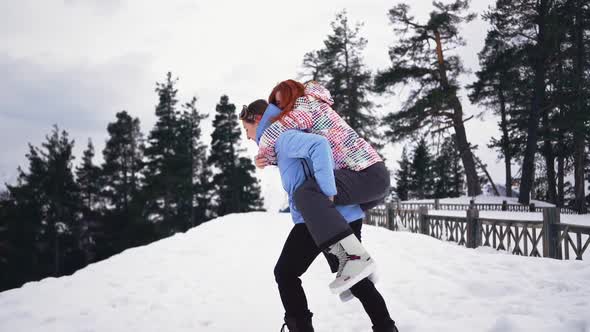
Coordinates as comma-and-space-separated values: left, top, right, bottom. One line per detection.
1, 212, 589, 332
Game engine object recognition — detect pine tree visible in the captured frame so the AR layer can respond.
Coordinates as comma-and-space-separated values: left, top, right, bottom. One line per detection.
374, 0, 481, 196
7, 126, 82, 278
101, 111, 147, 252
394, 147, 412, 201
39, 127, 82, 276
235, 156, 265, 210
195, 154, 215, 222
468, 29, 526, 198
102, 111, 144, 212
0, 190, 15, 291
301, 10, 380, 147
485, 0, 567, 204
567, 0, 589, 213
208, 95, 264, 216
409, 138, 435, 199
433, 135, 464, 198
77, 139, 101, 211
176, 97, 211, 228
143, 72, 182, 235
75, 139, 102, 264
3, 158, 46, 290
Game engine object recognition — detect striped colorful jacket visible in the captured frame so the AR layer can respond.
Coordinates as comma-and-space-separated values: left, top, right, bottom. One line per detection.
258, 81, 382, 171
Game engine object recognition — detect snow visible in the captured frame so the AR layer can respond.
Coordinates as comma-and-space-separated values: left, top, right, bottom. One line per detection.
258, 166, 289, 212
427, 210, 590, 226
404, 195, 555, 207
1, 212, 589, 332
561, 215, 590, 227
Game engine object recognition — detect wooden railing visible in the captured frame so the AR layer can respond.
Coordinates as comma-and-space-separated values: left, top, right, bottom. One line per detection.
477, 218, 544, 257
396, 199, 579, 215
556, 223, 590, 260
365, 204, 590, 261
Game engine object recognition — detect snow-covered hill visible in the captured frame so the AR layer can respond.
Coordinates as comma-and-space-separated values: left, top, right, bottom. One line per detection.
1, 212, 589, 332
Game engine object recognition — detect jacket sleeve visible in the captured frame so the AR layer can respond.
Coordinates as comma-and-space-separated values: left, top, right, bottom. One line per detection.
276, 130, 337, 197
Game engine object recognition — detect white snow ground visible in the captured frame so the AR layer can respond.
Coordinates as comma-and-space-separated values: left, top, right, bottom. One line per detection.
1, 212, 589, 332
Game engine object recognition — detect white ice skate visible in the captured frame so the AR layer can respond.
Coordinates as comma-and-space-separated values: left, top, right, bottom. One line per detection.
328, 234, 376, 294
338, 272, 378, 303
339, 289, 354, 302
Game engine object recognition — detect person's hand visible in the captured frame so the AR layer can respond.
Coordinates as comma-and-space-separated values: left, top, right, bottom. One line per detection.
328, 196, 334, 202
255, 155, 268, 169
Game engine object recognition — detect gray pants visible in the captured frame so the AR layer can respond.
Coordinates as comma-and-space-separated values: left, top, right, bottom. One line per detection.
293, 162, 390, 249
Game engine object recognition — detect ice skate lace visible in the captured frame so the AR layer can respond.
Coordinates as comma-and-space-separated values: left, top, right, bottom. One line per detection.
334, 244, 349, 278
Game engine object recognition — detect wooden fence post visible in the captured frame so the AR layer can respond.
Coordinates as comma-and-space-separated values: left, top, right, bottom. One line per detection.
418, 206, 429, 235
502, 200, 508, 211
542, 207, 561, 259
434, 199, 440, 210
466, 206, 480, 249
386, 203, 395, 231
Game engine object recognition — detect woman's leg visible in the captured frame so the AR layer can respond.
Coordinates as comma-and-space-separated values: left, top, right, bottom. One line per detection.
347, 220, 397, 331
274, 223, 321, 324
350, 279, 396, 331
333, 162, 391, 210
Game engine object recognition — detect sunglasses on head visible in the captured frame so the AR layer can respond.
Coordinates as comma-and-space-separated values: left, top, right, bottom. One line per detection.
239, 105, 257, 122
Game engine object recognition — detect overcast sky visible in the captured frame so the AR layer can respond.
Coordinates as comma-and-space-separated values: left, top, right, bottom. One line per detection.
1, 0, 500, 209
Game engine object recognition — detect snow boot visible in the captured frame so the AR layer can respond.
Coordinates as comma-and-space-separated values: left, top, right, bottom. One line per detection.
327, 234, 376, 294
280, 312, 314, 332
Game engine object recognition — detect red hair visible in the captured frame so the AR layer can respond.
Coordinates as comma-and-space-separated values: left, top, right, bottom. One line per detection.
268, 79, 305, 122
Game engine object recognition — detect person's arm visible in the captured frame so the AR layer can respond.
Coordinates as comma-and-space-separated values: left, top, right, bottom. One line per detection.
276, 130, 336, 197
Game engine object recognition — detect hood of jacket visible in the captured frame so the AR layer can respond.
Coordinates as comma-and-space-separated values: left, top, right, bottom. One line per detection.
304, 81, 334, 106
255, 103, 282, 145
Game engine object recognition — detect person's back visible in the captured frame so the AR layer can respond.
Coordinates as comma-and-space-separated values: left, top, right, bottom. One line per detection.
273, 129, 364, 225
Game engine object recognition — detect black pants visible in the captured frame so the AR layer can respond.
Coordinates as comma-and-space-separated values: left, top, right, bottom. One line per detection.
274, 220, 394, 327
293, 162, 391, 249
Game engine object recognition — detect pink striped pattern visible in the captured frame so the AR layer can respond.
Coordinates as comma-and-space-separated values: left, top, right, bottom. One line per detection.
258, 81, 382, 171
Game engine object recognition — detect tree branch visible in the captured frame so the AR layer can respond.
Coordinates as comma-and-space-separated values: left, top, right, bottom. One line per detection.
430, 115, 474, 133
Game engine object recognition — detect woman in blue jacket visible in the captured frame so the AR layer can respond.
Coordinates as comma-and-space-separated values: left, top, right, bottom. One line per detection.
240, 100, 397, 332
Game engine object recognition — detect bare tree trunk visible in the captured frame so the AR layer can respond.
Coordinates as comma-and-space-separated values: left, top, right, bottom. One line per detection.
54, 234, 60, 277
519, 0, 549, 205
573, 0, 587, 214
557, 153, 565, 207
476, 157, 500, 196
498, 88, 512, 197
434, 30, 481, 196
573, 133, 587, 213
542, 110, 557, 204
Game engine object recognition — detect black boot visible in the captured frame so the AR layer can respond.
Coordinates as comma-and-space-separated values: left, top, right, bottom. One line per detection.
280, 312, 314, 332
372, 320, 399, 332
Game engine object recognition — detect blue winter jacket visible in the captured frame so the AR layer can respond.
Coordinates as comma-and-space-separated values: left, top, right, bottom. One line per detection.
256, 104, 364, 224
